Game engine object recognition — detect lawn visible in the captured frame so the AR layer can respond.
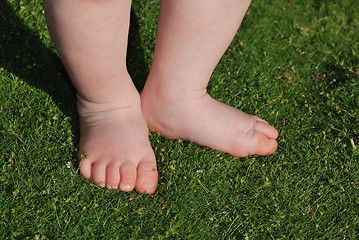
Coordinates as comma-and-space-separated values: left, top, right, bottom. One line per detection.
1, 0, 358, 238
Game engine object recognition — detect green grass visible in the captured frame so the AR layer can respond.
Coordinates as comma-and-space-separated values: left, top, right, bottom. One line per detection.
1, 0, 358, 238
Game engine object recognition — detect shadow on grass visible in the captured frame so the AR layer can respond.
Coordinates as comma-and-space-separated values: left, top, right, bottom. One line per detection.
0, 0, 149, 135
0, 0, 76, 118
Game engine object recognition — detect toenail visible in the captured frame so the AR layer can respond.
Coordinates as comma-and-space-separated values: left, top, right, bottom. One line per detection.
99, 183, 106, 188
142, 182, 157, 191
120, 184, 132, 191
107, 185, 118, 190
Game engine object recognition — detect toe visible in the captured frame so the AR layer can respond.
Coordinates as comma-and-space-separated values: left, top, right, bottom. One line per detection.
253, 121, 278, 139
106, 162, 121, 189
135, 158, 158, 194
249, 130, 278, 156
91, 161, 108, 187
265, 138, 278, 155
230, 130, 277, 157
119, 161, 137, 192
79, 157, 93, 180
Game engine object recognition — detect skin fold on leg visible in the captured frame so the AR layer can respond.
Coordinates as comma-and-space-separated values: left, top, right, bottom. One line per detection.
141, 0, 278, 157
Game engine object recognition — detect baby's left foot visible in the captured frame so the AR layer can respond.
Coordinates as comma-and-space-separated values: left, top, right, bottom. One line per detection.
141, 87, 278, 158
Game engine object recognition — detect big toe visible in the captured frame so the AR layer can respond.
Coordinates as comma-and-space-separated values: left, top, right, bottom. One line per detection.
253, 120, 278, 139
230, 130, 278, 157
249, 130, 278, 156
135, 158, 158, 194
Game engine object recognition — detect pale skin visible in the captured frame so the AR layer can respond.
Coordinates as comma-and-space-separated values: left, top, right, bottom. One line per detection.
44, 0, 278, 194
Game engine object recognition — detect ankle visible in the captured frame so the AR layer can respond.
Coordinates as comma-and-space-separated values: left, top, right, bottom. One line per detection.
77, 92, 142, 117
142, 75, 207, 104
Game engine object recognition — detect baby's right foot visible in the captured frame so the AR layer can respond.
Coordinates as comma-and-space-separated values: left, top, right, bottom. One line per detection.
77, 95, 158, 194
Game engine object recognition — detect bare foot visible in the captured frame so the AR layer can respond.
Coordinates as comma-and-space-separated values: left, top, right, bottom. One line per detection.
77, 95, 158, 194
141, 85, 278, 158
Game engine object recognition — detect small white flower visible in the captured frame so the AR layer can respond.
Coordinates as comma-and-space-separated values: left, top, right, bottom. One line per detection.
66, 162, 72, 168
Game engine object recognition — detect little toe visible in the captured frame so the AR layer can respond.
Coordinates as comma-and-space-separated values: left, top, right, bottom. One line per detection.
135, 159, 158, 194
106, 162, 121, 189
79, 157, 93, 180
119, 161, 137, 192
91, 161, 108, 187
